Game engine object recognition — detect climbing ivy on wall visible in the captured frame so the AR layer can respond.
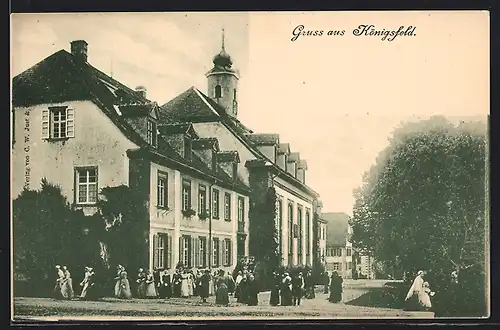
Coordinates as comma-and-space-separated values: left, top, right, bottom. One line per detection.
249, 186, 280, 267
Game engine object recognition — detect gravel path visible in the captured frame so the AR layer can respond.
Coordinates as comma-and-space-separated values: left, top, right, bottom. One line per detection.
13, 280, 434, 320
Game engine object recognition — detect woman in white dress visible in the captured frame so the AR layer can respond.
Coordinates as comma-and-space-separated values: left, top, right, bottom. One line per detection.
420, 281, 435, 310
63, 266, 74, 299
145, 270, 158, 298
405, 270, 426, 310
80, 267, 92, 299
180, 269, 190, 297
187, 270, 195, 297
114, 265, 123, 297
54, 265, 68, 299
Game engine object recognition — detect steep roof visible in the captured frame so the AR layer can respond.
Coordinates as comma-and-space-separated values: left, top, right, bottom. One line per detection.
245, 133, 280, 146
12, 49, 149, 148
12, 48, 250, 194
159, 88, 320, 198
323, 212, 350, 246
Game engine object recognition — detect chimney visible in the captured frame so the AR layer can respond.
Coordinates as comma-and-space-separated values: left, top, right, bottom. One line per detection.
70, 40, 88, 63
135, 86, 147, 99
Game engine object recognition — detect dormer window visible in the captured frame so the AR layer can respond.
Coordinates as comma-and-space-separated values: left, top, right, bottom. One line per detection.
184, 137, 192, 160
147, 119, 157, 147
232, 163, 238, 180
215, 85, 222, 98
212, 150, 217, 170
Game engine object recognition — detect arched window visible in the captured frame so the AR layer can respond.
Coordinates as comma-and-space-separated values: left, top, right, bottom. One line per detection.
215, 85, 222, 98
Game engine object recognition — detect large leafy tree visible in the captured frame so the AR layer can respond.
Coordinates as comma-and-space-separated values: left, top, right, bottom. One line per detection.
13, 179, 85, 296
350, 116, 487, 315
249, 186, 280, 290
96, 185, 149, 273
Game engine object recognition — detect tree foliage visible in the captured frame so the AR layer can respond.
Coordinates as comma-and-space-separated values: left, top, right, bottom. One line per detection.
249, 186, 280, 264
95, 185, 149, 273
350, 116, 488, 316
13, 179, 86, 296
249, 186, 280, 290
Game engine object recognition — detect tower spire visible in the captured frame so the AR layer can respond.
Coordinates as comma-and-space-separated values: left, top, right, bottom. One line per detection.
221, 28, 225, 52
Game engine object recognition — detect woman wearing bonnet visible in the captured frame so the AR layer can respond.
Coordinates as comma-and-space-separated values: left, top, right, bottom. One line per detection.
405, 270, 432, 311
420, 281, 435, 310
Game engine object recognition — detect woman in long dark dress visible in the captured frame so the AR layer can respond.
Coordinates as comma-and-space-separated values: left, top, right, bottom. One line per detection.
215, 270, 230, 306
328, 272, 343, 303
136, 268, 146, 298
246, 274, 259, 306
305, 270, 315, 299
269, 271, 280, 306
172, 269, 182, 297
199, 269, 211, 303
237, 274, 248, 303
159, 270, 172, 298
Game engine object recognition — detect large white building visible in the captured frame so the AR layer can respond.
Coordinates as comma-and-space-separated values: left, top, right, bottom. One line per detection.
12, 40, 250, 274
159, 33, 321, 266
12, 35, 322, 272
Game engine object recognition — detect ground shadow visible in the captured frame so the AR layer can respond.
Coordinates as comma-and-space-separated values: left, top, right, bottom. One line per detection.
345, 283, 405, 309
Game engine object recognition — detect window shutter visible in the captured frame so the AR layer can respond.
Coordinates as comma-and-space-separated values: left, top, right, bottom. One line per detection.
41, 109, 49, 139
221, 240, 226, 266
228, 239, 232, 266
224, 240, 229, 266
153, 234, 159, 269
162, 233, 168, 269
190, 236, 195, 268
219, 239, 224, 267
213, 239, 217, 267
203, 239, 207, 268
179, 236, 183, 267
167, 234, 172, 269
194, 237, 200, 267
66, 108, 75, 137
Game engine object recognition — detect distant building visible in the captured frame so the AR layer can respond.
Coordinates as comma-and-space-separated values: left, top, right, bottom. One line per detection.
357, 254, 376, 280
323, 212, 353, 279
317, 203, 328, 264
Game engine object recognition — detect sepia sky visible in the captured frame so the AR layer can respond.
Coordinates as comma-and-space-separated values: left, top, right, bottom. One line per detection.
10, 11, 489, 215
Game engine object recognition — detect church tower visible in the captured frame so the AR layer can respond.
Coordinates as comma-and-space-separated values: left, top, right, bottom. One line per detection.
206, 29, 239, 118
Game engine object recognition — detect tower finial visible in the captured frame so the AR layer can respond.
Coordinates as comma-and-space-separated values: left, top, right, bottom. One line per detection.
221, 28, 225, 51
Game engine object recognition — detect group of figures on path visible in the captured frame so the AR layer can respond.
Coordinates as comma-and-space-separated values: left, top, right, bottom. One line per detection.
404, 270, 435, 311
53, 265, 97, 300
53, 263, 258, 307
112, 265, 239, 305
267, 270, 344, 306
53, 264, 346, 308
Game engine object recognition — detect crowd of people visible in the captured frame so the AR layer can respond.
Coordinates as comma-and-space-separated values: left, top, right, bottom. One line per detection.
52, 264, 258, 306
52, 263, 349, 307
